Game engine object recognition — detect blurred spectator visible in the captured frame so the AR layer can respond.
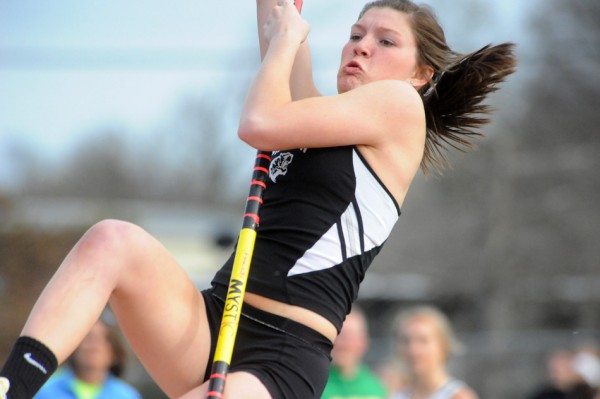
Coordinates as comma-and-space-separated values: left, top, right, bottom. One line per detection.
388, 306, 478, 399
377, 356, 408, 396
35, 319, 140, 399
321, 306, 387, 399
528, 349, 597, 399
573, 345, 600, 390
528, 349, 582, 399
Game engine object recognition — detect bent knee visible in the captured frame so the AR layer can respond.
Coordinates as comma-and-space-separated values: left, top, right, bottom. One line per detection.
85, 219, 142, 247
76, 219, 148, 266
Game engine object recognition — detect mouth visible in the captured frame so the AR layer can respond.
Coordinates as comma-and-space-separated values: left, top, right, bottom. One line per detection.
343, 60, 363, 74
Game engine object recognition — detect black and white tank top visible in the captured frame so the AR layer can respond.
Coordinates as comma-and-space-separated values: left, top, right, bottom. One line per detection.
212, 145, 400, 331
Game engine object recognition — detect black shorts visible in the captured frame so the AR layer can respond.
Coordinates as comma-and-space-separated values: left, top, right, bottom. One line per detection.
201, 286, 333, 399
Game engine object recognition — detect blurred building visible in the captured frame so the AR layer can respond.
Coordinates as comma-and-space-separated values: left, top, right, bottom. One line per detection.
1, 195, 238, 285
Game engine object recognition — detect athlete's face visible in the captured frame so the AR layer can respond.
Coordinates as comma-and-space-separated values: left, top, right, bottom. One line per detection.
337, 7, 421, 93
398, 316, 447, 377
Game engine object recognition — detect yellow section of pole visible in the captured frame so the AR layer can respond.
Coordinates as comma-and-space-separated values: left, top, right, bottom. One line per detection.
212, 228, 257, 364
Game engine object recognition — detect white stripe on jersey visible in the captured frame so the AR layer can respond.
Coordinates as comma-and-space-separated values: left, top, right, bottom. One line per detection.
287, 149, 398, 277
341, 200, 361, 258
353, 149, 398, 250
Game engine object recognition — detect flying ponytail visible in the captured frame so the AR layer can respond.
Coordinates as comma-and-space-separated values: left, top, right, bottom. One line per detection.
420, 43, 517, 173
360, 1, 517, 174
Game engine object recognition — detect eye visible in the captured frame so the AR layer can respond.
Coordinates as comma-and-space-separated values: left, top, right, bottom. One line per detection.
380, 38, 395, 47
349, 33, 362, 42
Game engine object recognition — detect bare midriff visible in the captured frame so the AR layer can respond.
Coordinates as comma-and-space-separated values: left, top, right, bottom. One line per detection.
244, 292, 337, 343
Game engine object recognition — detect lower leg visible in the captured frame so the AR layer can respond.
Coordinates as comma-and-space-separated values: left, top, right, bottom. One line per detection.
179, 372, 272, 399
20, 221, 131, 363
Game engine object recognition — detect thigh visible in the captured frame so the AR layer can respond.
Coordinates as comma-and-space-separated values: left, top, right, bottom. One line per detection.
178, 371, 272, 399
107, 224, 211, 398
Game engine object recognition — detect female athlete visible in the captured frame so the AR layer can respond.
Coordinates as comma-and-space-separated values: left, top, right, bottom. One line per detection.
1, 1, 515, 398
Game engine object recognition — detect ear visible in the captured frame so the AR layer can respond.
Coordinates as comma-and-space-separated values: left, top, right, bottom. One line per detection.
411, 65, 434, 89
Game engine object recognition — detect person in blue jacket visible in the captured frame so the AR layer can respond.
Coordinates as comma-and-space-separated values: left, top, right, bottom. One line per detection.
35, 319, 140, 399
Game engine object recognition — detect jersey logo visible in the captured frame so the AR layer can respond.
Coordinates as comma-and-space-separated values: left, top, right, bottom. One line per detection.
269, 152, 294, 183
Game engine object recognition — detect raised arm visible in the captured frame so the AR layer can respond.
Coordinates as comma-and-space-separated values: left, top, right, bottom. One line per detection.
241, 2, 425, 151
256, 0, 320, 100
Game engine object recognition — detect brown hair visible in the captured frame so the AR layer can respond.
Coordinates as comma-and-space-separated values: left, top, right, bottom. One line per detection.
360, 0, 517, 174
68, 319, 128, 378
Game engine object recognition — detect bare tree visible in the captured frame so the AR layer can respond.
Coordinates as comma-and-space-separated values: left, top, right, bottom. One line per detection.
13, 91, 250, 205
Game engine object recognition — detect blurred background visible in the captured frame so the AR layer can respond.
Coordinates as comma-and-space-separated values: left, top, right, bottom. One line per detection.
1, 0, 598, 398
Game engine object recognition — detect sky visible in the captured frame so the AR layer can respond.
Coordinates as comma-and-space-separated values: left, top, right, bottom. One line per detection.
0, 0, 537, 189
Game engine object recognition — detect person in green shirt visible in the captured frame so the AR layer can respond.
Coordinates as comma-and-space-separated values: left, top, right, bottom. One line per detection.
322, 306, 387, 399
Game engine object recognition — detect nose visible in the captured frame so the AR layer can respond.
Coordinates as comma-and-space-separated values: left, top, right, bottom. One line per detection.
353, 38, 371, 57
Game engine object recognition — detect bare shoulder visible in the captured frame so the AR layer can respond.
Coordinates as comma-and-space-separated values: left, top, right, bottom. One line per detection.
348, 80, 426, 141
355, 80, 424, 111
452, 386, 479, 399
